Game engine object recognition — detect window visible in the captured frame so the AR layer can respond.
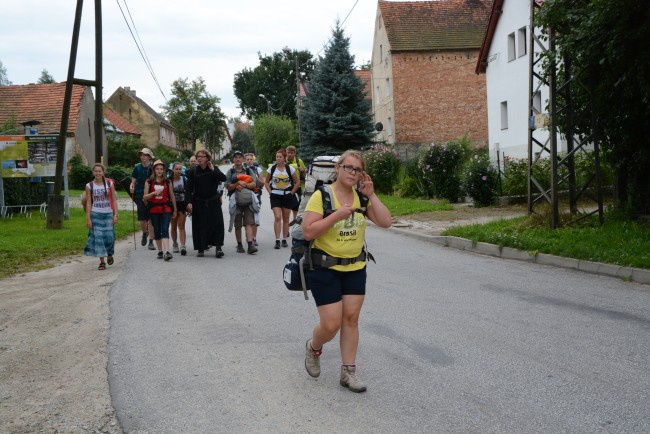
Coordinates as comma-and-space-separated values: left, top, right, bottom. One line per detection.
532, 91, 542, 114
507, 32, 516, 61
500, 101, 508, 130
517, 26, 527, 57
379, 44, 383, 63
387, 117, 393, 137
376, 85, 382, 102
385, 78, 390, 98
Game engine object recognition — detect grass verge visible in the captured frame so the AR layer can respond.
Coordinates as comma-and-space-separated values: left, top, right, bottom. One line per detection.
377, 194, 453, 216
443, 213, 650, 269
0, 208, 136, 279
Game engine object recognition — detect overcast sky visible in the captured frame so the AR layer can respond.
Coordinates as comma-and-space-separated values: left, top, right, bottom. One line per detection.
1, 0, 389, 120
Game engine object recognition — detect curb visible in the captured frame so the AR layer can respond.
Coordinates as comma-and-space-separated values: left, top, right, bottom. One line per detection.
387, 226, 650, 286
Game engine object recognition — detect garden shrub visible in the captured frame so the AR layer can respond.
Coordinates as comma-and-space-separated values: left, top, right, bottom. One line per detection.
416, 139, 471, 202
462, 153, 499, 207
2, 178, 48, 206
363, 144, 400, 194
106, 166, 131, 190
69, 160, 92, 190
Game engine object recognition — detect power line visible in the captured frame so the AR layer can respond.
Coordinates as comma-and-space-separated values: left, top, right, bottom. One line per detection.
114, 0, 167, 102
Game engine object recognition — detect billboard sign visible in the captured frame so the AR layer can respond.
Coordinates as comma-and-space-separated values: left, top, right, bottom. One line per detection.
0, 135, 60, 178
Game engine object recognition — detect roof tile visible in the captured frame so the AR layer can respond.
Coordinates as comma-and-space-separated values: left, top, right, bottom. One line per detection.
380, 0, 493, 52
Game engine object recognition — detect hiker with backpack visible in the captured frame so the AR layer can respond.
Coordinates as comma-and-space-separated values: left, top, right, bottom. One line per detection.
225, 151, 259, 254
301, 150, 392, 393
245, 152, 264, 247
185, 149, 227, 258
265, 148, 300, 249
84, 163, 119, 270
143, 159, 177, 261
286, 145, 307, 221
169, 162, 189, 256
129, 148, 155, 250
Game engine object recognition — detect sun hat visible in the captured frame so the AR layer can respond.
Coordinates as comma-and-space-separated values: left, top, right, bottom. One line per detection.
152, 159, 166, 169
138, 148, 154, 158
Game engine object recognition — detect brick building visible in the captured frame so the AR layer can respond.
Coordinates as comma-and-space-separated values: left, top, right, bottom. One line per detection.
371, 0, 491, 152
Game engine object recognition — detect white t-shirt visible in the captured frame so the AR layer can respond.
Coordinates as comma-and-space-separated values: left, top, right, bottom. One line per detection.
269, 165, 296, 193
87, 180, 114, 214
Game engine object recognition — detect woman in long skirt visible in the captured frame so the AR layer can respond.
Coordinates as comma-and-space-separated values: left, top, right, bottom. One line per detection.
84, 163, 118, 270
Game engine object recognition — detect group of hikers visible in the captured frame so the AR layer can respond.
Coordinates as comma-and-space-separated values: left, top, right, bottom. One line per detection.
82, 145, 392, 393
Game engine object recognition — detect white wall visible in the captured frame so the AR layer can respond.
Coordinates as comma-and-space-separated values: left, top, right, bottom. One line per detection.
371, 5, 395, 145
484, 0, 566, 163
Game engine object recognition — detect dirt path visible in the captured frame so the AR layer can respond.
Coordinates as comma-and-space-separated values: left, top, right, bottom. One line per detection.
0, 240, 131, 433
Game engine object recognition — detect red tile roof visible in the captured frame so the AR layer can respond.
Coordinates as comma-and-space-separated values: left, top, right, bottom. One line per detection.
0, 82, 87, 134
379, 0, 493, 52
103, 106, 143, 136
354, 70, 372, 100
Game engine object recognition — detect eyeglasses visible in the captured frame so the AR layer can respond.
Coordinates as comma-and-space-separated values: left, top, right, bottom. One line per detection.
339, 164, 364, 175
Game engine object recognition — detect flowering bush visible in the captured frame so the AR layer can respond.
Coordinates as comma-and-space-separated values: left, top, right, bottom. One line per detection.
416, 139, 471, 202
462, 154, 498, 207
363, 145, 401, 194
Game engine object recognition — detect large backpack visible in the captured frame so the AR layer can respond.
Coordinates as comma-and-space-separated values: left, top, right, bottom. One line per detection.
283, 156, 373, 300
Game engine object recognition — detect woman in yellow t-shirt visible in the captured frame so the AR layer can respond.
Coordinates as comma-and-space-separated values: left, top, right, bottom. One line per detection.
301, 150, 392, 393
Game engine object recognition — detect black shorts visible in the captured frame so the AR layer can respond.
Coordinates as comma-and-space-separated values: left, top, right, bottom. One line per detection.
307, 265, 367, 306
270, 193, 297, 210
176, 201, 188, 213
135, 198, 149, 221
291, 187, 302, 211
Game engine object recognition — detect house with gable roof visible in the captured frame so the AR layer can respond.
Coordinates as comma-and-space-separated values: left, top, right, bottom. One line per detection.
476, 0, 567, 162
371, 0, 491, 153
105, 86, 177, 150
103, 106, 143, 141
0, 82, 104, 163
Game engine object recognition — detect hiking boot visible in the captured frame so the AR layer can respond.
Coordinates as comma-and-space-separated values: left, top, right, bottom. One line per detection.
164, 251, 173, 261
141, 231, 148, 246
247, 243, 258, 254
173, 243, 179, 253
180, 245, 187, 256
236, 244, 246, 253
215, 247, 224, 258
197, 250, 204, 257
340, 366, 367, 393
157, 251, 163, 259
304, 339, 321, 378
282, 239, 288, 248
274, 240, 281, 250
148, 239, 156, 250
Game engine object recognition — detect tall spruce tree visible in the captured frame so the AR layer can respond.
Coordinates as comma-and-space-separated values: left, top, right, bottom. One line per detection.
300, 22, 374, 160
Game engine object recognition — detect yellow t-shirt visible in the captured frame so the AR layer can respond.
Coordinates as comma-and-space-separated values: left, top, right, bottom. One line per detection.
305, 188, 368, 272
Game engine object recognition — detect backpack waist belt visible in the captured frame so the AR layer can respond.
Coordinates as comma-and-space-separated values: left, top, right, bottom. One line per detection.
310, 248, 367, 268
271, 189, 292, 195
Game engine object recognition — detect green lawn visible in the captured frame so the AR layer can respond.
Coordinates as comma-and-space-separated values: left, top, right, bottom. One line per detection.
376, 194, 453, 216
444, 214, 650, 269
0, 208, 136, 279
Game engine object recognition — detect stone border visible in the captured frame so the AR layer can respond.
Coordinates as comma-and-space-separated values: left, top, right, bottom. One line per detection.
387, 227, 650, 286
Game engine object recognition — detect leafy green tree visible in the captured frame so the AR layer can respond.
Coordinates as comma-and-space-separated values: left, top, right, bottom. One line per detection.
107, 135, 142, 167
252, 115, 297, 165
234, 50, 316, 120
537, 0, 650, 214
300, 22, 375, 160
232, 127, 253, 153
163, 77, 226, 153
37, 68, 56, 84
0, 60, 11, 86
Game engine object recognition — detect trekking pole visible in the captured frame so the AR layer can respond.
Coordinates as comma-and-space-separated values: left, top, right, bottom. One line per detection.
132, 199, 137, 250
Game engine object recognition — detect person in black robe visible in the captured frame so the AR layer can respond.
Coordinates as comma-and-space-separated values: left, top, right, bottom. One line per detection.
185, 149, 227, 257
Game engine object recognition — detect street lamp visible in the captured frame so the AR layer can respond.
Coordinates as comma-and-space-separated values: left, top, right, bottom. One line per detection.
258, 93, 271, 115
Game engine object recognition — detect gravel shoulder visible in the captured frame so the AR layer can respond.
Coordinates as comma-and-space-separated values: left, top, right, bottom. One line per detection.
0, 201, 526, 432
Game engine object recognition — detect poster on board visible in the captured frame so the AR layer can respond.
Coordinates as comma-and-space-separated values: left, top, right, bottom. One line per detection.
0, 135, 59, 178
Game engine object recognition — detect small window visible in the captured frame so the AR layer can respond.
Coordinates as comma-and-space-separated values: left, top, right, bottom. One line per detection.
517, 27, 527, 57
507, 32, 516, 62
385, 78, 390, 98
376, 85, 382, 102
500, 101, 508, 130
387, 117, 393, 137
532, 91, 542, 114
379, 44, 383, 63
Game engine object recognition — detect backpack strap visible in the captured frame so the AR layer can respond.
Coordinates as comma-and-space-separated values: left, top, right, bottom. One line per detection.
270, 163, 294, 191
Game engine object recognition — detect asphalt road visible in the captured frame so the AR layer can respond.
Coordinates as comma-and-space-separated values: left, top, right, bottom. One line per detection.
108, 189, 650, 433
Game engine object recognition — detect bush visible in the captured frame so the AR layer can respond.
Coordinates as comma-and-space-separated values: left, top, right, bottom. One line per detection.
463, 154, 499, 207
416, 139, 471, 202
106, 166, 131, 190
2, 178, 48, 205
69, 162, 92, 190
363, 145, 400, 194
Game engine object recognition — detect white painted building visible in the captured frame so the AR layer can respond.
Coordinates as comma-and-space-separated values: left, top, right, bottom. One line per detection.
476, 0, 567, 163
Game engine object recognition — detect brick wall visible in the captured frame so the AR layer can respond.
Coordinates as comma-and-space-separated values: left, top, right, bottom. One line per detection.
392, 50, 488, 148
